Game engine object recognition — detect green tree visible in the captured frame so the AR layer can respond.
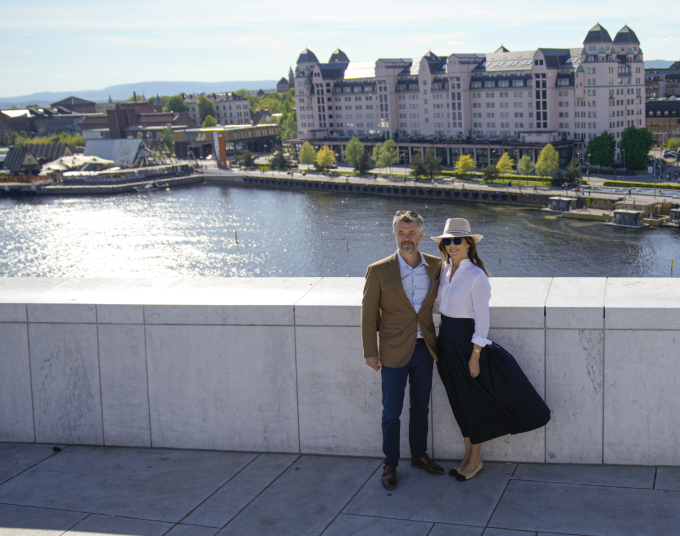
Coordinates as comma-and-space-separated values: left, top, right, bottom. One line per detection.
316, 146, 337, 170
2, 133, 10, 146
241, 150, 254, 168
517, 154, 535, 175
202, 115, 217, 127
535, 144, 559, 177
344, 137, 369, 172
483, 164, 499, 183
496, 152, 514, 175
668, 137, 680, 151
161, 124, 174, 154
378, 139, 399, 175
585, 131, 616, 167
164, 95, 187, 113
550, 169, 567, 187
565, 156, 581, 184
619, 126, 653, 169
148, 95, 170, 108
197, 96, 216, 122
423, 149, 442, 179
410, 152, 426, 180
278, 111, 297, 140
269, 146, 289, 170
453, 154, 475, 179
299, 142, 316, 165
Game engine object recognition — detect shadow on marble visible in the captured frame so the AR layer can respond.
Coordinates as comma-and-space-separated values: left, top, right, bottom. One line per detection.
0, 444, 63, 486
322, 513, 433, 536
217, 455, 380, 536
0, 503, 86, 536
345, 462, 516, 527
513, 463, 655, 489
66, 514, 172, 536
182, 453, 298, 528
489, 479, 680, 536
655, 467, 680, 491
0, 447, 257, 523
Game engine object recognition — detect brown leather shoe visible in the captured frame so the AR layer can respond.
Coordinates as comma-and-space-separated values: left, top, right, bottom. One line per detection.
381, 466, 397, 489
411, 454, 444, 475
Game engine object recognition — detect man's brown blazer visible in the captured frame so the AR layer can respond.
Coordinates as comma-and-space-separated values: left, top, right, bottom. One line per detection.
361, 251, 442, 368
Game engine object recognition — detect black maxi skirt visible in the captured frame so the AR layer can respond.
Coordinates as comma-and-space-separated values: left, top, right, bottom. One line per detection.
436, 315, 551, 445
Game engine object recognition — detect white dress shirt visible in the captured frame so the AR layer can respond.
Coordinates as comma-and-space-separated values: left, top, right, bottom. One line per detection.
437, 258, 492, 347
397, 251, 431, 338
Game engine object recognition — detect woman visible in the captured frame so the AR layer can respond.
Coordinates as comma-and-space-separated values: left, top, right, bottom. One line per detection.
432, 218, 550, 482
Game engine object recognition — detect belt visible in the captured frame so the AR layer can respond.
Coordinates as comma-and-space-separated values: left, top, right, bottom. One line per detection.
416, 337, 425, 342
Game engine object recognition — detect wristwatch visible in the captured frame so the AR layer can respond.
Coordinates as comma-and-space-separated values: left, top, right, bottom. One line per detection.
472, 348, 481, 354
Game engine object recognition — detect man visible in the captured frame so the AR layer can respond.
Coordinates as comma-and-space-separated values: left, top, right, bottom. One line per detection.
361, 210, 444, 490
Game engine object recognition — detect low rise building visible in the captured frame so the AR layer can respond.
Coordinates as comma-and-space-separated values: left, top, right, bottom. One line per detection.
173, 124, 278, 164
645, 97, 680, 144
184, 93, 251, 126
50, 96, 97, 113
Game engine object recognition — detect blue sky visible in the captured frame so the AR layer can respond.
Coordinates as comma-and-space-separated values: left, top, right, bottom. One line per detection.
2, 0, 678, 97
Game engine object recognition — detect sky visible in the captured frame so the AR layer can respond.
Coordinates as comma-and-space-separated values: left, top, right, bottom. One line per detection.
2, 0, 680, 98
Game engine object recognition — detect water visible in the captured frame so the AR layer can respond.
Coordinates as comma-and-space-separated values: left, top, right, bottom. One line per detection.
1, 184, 678, 278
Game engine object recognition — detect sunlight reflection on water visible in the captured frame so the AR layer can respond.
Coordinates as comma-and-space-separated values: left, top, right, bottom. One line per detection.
1, 184, 678, 278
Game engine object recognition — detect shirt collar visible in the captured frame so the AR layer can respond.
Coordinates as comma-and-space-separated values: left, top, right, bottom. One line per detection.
397, 250, 428, 271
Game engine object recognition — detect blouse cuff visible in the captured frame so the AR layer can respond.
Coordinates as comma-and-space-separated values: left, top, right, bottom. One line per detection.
471, 334, 491, 348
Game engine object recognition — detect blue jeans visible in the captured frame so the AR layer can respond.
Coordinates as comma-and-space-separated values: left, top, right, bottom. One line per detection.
381, 340, 434, 468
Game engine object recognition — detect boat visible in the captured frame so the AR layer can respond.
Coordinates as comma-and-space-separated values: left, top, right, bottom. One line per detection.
134, 181, 170, 192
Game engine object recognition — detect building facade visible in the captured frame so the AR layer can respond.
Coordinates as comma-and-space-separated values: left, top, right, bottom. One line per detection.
645, 62, 680, 100
645, 98, 680, 144
183, 93, 250, 126
293, 24, 645, 164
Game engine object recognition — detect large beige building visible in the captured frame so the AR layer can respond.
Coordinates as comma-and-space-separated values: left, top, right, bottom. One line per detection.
184, 93, 251, 126
293, 24, 644, 165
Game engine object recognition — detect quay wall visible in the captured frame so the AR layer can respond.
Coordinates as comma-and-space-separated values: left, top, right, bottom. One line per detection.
204, 173, 556, 207
1, 277, 679, 466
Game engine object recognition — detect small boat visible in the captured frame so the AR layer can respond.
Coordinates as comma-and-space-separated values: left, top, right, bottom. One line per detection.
134, 181, 170, 192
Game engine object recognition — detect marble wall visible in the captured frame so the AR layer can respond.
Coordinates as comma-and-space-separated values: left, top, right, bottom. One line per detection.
1, 277, 679, 465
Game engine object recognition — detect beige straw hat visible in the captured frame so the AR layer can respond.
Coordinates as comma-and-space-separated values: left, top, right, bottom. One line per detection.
430, 218, 483, 243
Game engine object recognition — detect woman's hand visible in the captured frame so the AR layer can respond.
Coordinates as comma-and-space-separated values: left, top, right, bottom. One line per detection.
469, 355, 480, 378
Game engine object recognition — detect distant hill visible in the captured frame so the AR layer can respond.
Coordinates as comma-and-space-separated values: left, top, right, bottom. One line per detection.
645, 60, 675, 69
0, 80, 277, 109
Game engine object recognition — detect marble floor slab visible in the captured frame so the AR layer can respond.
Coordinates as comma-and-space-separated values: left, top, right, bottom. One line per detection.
0, 446, 256, 523
0, 504, 86, 536
427, 524, 484, 536
512, 463, 656, 489
0, 445, 62, 486
489, 479, 680, 536
64, 514, 172, 536
655, 466, 680, 491
217, 455, 380, 536
321, 514, 433, 536
181, 453, 299, 528
345, 462, 516, 527
0, 445, 28, 464
164, 525, 220, 536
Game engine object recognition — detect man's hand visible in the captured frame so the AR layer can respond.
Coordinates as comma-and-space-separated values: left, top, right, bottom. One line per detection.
365, 356, 382, 371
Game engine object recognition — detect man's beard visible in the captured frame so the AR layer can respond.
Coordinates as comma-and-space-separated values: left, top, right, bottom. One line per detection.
398, 241, 417, 254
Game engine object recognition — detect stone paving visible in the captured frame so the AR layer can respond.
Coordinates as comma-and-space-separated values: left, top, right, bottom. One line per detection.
1, 443, 679, 536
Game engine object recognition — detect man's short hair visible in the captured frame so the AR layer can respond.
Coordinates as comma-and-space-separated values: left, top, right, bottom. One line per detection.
392, 210, 424, 233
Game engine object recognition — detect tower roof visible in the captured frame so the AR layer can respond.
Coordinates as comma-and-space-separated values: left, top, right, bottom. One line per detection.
494, 45, 510, 53
584, 23, 612, 44
297, 48, 319, 64
329, 48, 350, 63
613, 25, 640, 45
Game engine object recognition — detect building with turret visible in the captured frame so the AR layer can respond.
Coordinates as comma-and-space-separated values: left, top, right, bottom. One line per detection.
291, 24, 645, 167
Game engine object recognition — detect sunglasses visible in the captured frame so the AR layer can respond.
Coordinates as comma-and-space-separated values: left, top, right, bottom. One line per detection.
442, 237, 466, 246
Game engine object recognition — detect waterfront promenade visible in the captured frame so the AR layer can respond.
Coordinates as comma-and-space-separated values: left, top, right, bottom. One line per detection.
1, 442, 680, 536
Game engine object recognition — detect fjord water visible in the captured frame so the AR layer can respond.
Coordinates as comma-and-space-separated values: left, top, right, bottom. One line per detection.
1, 184, 678, 278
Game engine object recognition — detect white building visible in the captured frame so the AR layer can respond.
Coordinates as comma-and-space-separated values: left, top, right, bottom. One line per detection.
294, 24, 644, 159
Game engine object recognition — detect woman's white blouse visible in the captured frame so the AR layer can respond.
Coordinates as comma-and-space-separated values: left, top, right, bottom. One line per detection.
437, 258, 492, 347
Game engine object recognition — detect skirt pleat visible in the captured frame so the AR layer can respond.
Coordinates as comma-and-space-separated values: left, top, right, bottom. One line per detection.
436, 315, 551, 445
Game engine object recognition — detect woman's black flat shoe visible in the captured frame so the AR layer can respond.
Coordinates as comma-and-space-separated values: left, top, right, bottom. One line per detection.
456, 461, 483, 481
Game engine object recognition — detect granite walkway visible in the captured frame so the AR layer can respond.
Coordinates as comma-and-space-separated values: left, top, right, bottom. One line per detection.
1, 443, 679, 536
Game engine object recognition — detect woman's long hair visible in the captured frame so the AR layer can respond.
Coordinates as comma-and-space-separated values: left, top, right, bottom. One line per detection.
438, 238, 491, 277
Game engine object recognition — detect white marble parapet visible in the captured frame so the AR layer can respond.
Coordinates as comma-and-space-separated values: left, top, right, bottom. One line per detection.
1, 277, 679, 465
